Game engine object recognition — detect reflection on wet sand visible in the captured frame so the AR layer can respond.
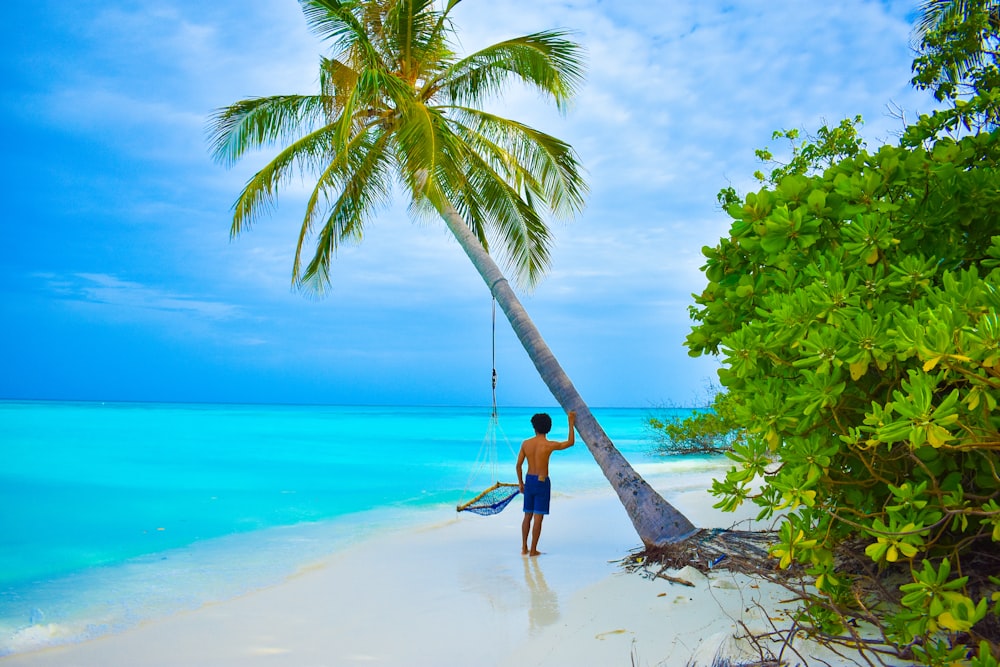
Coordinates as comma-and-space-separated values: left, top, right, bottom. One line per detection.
523, 556, 559, 634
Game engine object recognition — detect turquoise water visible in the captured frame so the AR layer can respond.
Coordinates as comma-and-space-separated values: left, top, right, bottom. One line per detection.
0, 400, 695, 655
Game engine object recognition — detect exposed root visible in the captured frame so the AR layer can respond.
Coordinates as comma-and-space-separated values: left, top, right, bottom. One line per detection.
620, 528, 910, 666
621, 527, 778, 578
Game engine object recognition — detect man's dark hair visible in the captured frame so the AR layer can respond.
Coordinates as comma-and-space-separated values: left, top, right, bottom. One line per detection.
531, 413, 552, 435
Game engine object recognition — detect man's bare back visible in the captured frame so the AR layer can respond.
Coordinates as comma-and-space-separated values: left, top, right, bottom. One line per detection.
519, 433, 568, 481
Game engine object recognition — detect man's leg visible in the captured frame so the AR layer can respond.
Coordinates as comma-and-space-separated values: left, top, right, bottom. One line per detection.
522, 475, 540, 554
529, 513, 544, 556
521, 512, 531, 556
521, 513, 532, 555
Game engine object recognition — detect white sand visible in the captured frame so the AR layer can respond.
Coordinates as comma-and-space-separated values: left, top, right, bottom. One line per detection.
0, 469, 877, 667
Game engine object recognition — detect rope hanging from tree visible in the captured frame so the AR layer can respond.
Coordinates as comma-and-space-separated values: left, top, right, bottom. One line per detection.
456, 296, 520, 515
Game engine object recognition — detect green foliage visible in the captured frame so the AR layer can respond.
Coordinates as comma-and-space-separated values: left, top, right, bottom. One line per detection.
687, 85, 1000, 663
208, 0, 588, 293
755, 117, 865, 185
912, 0, 999, 114
645, 391, 741, 456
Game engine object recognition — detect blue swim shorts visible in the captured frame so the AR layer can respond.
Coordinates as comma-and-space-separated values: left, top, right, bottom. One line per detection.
522, 474, 551, 515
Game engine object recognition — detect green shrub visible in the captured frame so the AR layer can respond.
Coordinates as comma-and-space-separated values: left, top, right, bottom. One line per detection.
645, 391, 741, 456
686, 91, 1000, 664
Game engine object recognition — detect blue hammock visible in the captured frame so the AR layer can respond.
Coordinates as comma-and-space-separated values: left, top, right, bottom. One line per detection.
457, 481, 520, 515
456, 297, 520, 516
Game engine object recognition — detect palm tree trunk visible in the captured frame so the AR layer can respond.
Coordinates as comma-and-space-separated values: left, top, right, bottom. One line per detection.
439, 203, 697, 547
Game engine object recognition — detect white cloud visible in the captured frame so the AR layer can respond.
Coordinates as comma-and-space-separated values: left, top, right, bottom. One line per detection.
47, 272, 245, 321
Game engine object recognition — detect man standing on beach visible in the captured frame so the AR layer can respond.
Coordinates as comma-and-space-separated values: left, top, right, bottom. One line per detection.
517, 411, 576, 556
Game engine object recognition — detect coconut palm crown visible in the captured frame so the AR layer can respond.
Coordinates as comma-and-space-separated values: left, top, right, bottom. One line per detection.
209, 0, 586, 293
209, 0, 697, 547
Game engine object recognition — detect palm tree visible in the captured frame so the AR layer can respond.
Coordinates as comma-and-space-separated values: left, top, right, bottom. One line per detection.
912, 0, 999, 103
916, 0, 999, 39
208, 0, 696, 546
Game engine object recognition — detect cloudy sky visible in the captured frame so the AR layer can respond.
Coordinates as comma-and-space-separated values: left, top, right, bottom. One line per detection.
1, 0, 938, 408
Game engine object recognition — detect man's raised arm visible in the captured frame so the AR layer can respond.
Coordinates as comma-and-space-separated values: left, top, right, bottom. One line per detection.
555, 411, 576, 450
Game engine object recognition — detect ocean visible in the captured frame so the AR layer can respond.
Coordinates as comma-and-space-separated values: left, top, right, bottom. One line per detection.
0, 400, 705, 656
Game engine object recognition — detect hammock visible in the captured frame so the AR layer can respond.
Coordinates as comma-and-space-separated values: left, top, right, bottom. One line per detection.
456, 295, 520, 516
456, 409, 520, 515
457, 481, 520, 516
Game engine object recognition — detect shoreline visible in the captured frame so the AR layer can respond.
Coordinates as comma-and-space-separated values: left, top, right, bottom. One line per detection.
1, 469, 876, 666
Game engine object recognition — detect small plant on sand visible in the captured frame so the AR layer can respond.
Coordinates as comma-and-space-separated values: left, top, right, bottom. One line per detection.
685, 2, 1000, 664
645, 389, 741, 456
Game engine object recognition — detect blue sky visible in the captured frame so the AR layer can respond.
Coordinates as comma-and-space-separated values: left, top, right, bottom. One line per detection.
1, 0, 937, 408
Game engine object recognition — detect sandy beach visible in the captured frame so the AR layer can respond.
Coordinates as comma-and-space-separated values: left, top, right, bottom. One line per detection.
1, 467, 878, 667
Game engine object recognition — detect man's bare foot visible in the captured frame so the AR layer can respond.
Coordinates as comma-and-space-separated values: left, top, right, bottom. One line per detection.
521, 547, 529, 555
528, 550, 543, 557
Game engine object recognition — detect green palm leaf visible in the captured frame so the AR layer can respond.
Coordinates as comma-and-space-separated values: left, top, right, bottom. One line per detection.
441, 31, 585, 111
208, 95, 327, 166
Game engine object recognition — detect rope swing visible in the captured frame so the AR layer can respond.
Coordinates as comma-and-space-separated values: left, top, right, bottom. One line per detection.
456, 295, 520, 515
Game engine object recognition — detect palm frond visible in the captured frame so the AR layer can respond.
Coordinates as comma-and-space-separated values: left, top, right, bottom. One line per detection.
299, 0, 366, 53
293, 119, 367, 268
439, 30, 586, 112
319, 56, 361, 120
230, 124, 336, 237
427, 128, 552, 288
446, 106, 587, 219
330, 68, 374, 153
301, 0, 390, 73
394, 103, 444, 197
914, 0, 1000, 91
297, 130, 394, 291
465, 166, 551, 288
207, 95, 327, 167
426, 0, 463, 65
916, 0, 996, 35
387, 0, 442, 75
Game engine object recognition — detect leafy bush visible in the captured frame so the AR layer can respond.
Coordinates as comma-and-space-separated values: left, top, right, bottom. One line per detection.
685, 78, 1000, 667
645, 389, 741, 456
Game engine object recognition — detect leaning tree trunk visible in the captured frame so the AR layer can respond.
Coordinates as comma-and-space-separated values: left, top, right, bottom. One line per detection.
440, 203, 697, 547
